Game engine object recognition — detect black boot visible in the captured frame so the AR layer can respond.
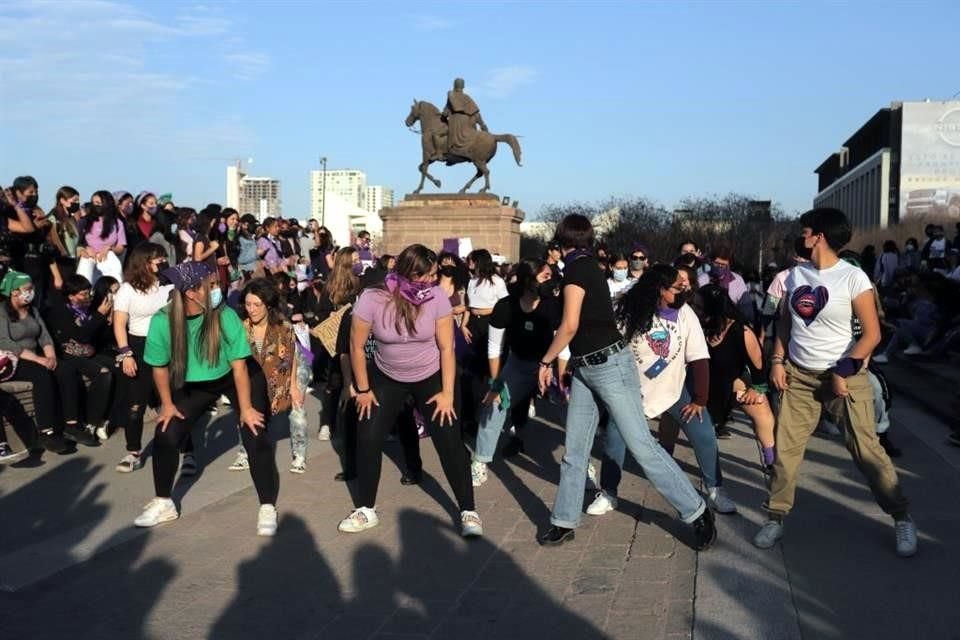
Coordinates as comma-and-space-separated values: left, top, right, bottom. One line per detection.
691, 508, 717, 551
538, 526, 575, 546
400, 469, 423, 485
38, 429, 71, 454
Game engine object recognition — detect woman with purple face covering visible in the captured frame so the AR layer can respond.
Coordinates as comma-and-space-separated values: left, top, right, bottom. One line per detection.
337, 244, 481, 538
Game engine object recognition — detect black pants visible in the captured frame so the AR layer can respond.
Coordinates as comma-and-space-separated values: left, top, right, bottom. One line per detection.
9, 359, 60, 430
112, 336, 155, 452
152, 366, 278, 504
55, 353, 114, 425
338, 396, 422, 479
356, 365, 473, 511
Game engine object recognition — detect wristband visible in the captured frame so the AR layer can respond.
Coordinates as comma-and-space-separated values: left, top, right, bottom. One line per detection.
352, 382, 371, 395
750, 383, 769, 394
539, 360, 553, 368
833, 357, 864, 378
117, 346, 133, 355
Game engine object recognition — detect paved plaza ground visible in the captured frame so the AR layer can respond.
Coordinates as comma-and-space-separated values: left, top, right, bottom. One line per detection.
1, 371, 959, 639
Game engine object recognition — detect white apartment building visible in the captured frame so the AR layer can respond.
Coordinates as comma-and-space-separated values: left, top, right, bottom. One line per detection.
226, 164, 281, 220
310, 169, 367, 217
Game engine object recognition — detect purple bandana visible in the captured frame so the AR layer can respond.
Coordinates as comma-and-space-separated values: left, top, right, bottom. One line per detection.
657, 306, 680, 323
385, 272, 436, 306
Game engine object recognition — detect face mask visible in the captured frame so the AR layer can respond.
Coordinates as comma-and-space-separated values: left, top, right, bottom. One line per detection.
711, 263, 730, 278
170, 223, 178, 234
146, 205, 158, 215
385, 272, 435, 306
19, 290, 35, 305
629, 259, 645, 271
538, 282, 557, 299
122, 202, 134, 216
208, 287, 223, 309
795, 237, 814, 261
24, 195, 39, 209
67, 202, 80, 214
612, 268, 628, 282
668, 290, 692, 309
439, 265, 456, 279
156, 260, 170, 273
905, 244, 915, 251
218, 222, 227, 234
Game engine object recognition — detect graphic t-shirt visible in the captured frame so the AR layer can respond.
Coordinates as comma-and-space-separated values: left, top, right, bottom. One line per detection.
628, 305, 710, 418
784, 260, 872, 371
144, 305, 251, 382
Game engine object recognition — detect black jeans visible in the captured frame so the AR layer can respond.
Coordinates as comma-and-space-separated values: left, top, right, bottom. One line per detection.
9, 359, 60, 430
356, 365, 473, 511
112, 336, 155, 452
151, 365, 278, 504
55, 353, 114, 425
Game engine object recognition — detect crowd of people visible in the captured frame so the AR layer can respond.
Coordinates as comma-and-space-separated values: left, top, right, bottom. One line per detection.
3, 173, 956, 557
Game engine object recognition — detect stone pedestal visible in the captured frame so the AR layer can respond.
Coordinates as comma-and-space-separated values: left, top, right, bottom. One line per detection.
379, 194, 524, 262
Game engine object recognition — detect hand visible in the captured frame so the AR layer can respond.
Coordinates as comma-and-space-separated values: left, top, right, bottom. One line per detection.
96, 250, 108, 262
427, 391, 457, 427
461, 324, 473, 344
43, 355, 57, 370
679, 402, 705, 423
739, 388, 766, 405
481, 388, 501, 407
97, 296, 113, 315
831, 373, 849, 399
240, 406, 265, 433
355, 390, 379, 421
53, 274, 63, 290
216, 256, 230, 266
538, 364, 553, 396
121, 356, 138, 377
770, 362, 788, 391
157, 403, 185, 431
77, 247, 90, 259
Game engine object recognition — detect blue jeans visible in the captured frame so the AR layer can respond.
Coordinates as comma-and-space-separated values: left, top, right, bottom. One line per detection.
600, 385, 721, 496
473, 357, 539, 463
550, 349, 705, 528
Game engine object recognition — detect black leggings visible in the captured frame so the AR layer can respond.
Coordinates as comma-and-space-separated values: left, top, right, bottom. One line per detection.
112, 336, 154, 452
356, 365, 473, 511
151, 365, 278, 504
55, 353, 114, 425
9, 359, 60, 430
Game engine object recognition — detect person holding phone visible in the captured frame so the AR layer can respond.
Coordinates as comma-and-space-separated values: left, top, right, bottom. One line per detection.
338, 244, 481, 537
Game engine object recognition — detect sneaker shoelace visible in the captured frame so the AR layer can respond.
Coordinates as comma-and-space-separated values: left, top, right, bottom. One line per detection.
895, 520, 913, 543
462, 512, 481, 527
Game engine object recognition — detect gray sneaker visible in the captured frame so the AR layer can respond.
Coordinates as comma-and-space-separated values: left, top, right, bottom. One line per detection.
894, 517, 917, 557
753, 520, 784, 549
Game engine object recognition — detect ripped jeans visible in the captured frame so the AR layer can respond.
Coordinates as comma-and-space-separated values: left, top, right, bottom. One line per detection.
288, 349, 313, 459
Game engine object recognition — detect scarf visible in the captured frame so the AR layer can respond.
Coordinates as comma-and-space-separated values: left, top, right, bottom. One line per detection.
385, 272, 436, 306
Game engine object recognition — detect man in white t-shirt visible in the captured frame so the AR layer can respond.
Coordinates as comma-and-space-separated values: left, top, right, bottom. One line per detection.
756, 208, 916, 557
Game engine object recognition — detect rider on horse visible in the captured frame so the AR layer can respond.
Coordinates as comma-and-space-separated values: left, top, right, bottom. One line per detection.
432, 78, 488, 163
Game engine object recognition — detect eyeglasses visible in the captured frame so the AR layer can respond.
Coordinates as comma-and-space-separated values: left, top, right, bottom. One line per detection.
668, 285, 687, 293
631, 255, 646, 261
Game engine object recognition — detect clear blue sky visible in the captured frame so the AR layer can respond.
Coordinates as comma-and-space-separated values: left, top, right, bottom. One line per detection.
2, 0, 958, 219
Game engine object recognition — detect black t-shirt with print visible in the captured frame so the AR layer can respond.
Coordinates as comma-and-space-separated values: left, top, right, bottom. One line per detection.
489, 294, 560, 362
563, 255, 622, 357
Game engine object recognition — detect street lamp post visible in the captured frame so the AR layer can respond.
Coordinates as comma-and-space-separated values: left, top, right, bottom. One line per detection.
319, 155, 327, 227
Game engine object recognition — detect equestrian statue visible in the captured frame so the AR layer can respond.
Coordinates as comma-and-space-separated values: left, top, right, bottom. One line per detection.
405, 77, 522, 194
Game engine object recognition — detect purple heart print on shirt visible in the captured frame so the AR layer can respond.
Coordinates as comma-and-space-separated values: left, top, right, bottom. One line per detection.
790, 285, 829, 326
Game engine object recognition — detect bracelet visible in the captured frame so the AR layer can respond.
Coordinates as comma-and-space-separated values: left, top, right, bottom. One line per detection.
117, 346, 133, 355
351, 382, 371, 395
539, 360, 553, 368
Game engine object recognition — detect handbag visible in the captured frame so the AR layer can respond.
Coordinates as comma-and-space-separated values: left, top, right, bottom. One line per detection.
0, 350, 18, 382
310, 303, 351, 357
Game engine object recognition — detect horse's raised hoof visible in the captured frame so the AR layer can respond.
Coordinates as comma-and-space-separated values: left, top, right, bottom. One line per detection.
413, 188, 422, 194
433, 179, 442, 188
479, 187, 489, 194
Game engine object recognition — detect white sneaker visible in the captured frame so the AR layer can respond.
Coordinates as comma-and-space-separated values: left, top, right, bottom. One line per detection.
180, 453, 198, 476
318, 425, 331, 441
219, 394, 231, 405
257, 504, 278, 537
290, 455, 306, 474
134, 498, 178, 527
902, 343, 923, 356
461, 510, 483, 537
228, 450, 249, 471
753, 520, 784, 549
471, 460, 488, 487
585, 462, 598, 492
338, 507, 379, 533
95, 425, 109, 442
528, 402, 536, 419
707, 486, 738, 514
586, 490, 617, 516
872, 353, 889, 364
895, 517, 918, 557
116, 452, 144, 473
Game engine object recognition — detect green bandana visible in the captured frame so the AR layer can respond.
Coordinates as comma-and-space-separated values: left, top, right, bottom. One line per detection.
0, 270, 32, 297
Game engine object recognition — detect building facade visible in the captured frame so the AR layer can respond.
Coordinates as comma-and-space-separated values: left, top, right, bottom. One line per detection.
814, 100, 960, 228
226, 163, 281, 220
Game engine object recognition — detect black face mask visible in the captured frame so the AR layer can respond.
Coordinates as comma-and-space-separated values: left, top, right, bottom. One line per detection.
538, 282, 557, 299
795, 236, 814, 261
439, 265, 456, 279
24, 195, 39, 209
667, 291, 691, 309
156, 261, 170, 273
67, 202, 80, 214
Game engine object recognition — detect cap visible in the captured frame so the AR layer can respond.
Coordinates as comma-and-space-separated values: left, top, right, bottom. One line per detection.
0, 270, 31, 297
160, 262, 214, 292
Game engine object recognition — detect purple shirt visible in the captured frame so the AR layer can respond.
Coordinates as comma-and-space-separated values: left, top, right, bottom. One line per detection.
354, 287, 453, 382
84, 218, 127, 251
257, 235, 283, 269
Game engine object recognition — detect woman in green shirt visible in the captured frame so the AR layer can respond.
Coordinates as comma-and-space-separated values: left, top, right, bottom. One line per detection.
134, 261, 280, 536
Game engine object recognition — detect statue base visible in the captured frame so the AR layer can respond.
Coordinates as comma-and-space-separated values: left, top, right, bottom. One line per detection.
379, 194, 524, 262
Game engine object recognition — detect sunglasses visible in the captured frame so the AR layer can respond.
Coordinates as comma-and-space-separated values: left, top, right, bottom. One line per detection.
631, 255, 647, 261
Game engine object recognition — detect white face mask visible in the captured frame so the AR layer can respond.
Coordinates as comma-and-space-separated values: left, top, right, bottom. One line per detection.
19, 289, 35, 304
611, 268, 628, 282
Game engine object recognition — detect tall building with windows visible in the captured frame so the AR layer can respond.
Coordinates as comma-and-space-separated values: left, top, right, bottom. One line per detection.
226, 163, 281, 220
310, 169, 367, 217
814, 100, 960, 228
310, 169, 394, 237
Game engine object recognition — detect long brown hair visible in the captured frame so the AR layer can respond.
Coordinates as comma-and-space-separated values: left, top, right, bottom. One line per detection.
124, 242, 166, 293
384, 244, 437, 336
324, 247, 359, 306
168, 275, 223, 389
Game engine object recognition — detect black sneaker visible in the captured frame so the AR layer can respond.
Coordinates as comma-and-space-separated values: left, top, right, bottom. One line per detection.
879, 433, 902, 458
400, 470, 423, 485
715, 425, 733, 440
64, 424, 101, 447
334, 471, 356, 482
38, 429, 71, 454
691, 508, 717, 551
502, 435, 525, 458
537, 525, 575, 546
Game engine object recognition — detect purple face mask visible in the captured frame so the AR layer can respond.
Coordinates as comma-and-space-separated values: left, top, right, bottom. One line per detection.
218, 222, 227, 234
385, 272, 436, 306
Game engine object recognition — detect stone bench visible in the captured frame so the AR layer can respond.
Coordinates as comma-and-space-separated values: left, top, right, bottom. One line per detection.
0, 380, 36, 451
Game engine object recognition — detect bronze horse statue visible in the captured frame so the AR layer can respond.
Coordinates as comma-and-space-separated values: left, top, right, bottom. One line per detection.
405, 99, 522, 194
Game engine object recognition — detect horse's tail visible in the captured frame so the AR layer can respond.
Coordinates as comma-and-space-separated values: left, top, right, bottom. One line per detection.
494, 134, 522, 166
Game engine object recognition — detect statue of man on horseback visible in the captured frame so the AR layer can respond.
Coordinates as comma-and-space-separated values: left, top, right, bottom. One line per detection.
406, 77, 521, 195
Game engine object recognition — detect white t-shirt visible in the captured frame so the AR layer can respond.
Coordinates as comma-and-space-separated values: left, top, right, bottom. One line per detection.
784, 260, 872, 371
628, 304, 710, 418
114, 282, 174, 337
467, 275, 508, 309
607, 277, 636, 300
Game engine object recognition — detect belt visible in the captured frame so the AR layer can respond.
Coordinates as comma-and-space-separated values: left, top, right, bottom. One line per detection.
569, 340, 626, 368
